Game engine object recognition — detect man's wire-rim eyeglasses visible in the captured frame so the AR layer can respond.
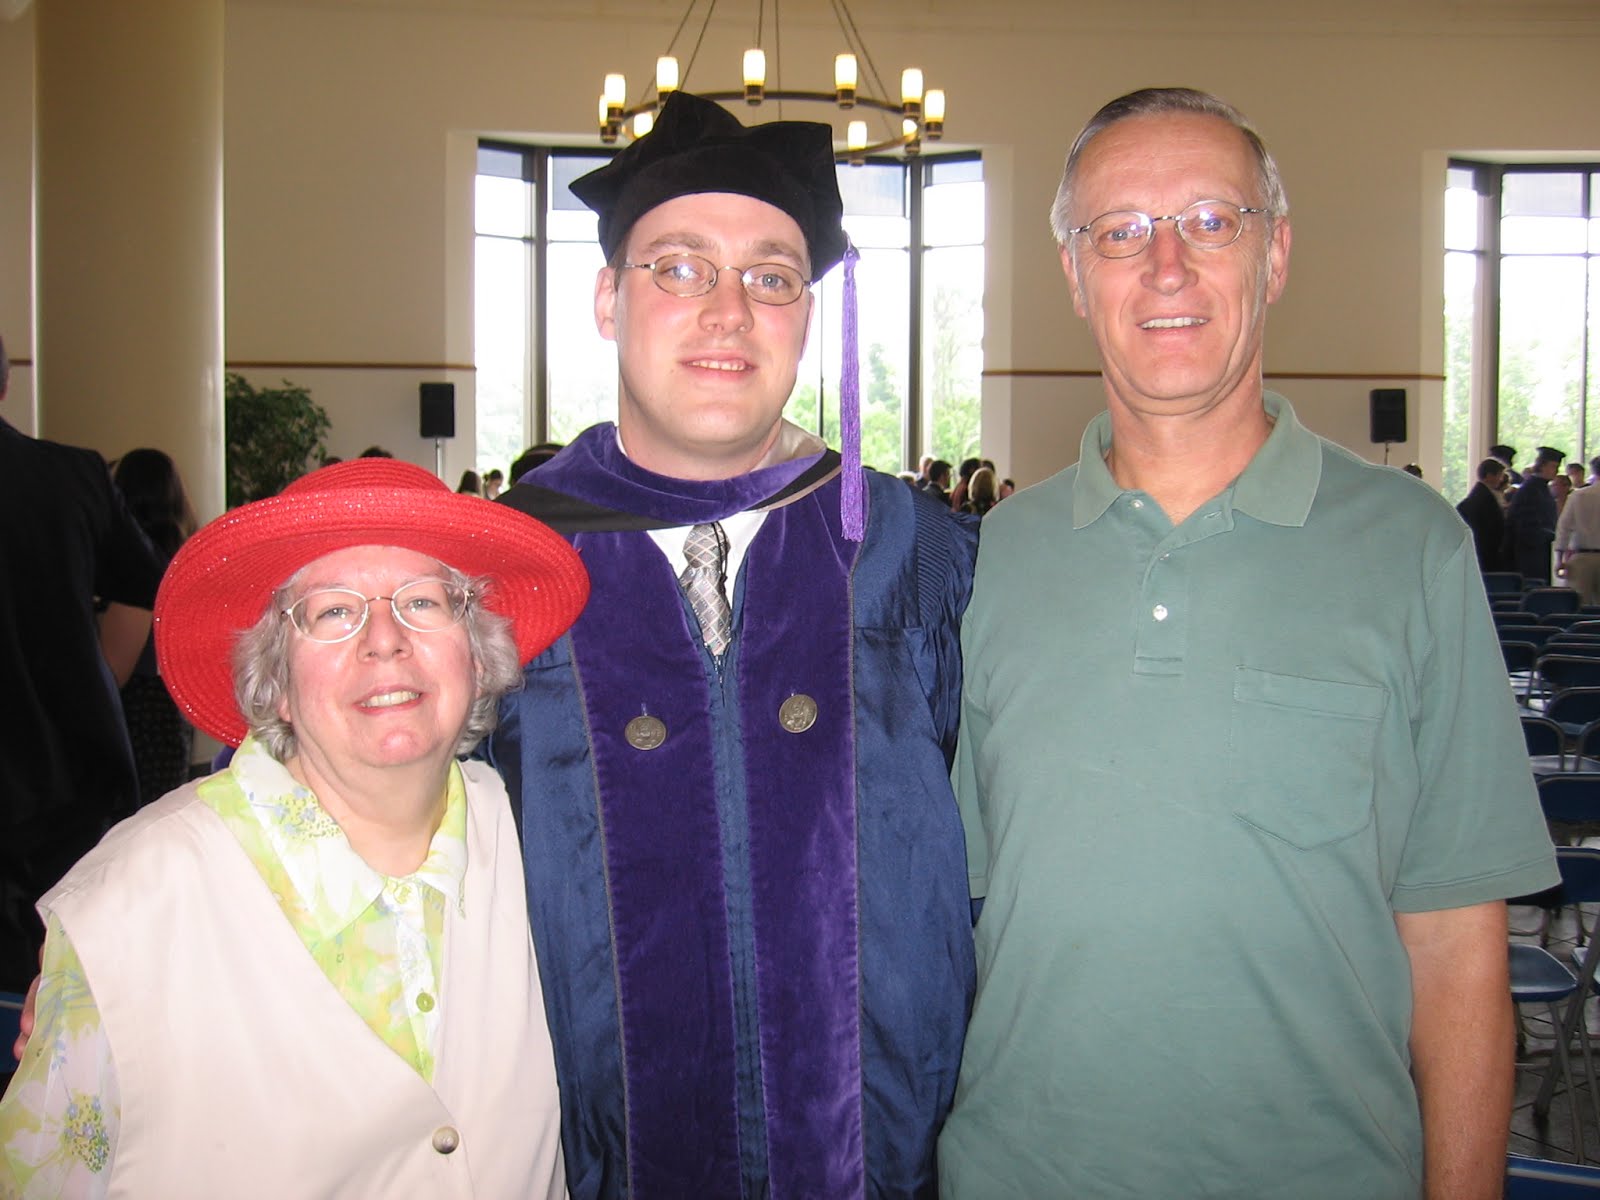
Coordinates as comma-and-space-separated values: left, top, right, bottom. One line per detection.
283, 578, 473, 644
621, 253, 810, 306
1068, 200, 1270, 260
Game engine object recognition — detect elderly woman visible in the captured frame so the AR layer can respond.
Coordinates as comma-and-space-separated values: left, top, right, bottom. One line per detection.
0, 459, 588, 1198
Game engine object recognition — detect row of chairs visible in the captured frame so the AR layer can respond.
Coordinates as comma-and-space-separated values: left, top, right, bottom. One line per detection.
1472, 593, 1600, 1169
1527, 708, 1600, 759
1507, 650, 1600, 709
1485, 572, 1569, 596
1513, 847, 1600, 1164
1493, 583, 1590, 620
1498, 618, 1600, 642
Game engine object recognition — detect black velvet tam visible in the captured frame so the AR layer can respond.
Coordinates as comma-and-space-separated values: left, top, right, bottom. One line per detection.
571, 90, 846, 278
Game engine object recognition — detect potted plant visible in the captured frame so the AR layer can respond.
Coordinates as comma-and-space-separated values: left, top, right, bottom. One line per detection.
225, 372, 332, 507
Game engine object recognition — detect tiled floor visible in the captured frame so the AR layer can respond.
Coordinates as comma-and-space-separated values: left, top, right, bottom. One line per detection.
1512, 900, 1600, 1164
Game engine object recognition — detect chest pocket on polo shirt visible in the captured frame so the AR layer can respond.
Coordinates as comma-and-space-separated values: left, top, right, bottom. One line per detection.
1228, 666, 1388, 850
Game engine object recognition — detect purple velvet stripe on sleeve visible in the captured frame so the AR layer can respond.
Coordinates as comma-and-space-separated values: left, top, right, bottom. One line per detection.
566, 531, 744, 1198
739, 489, 867, 1198
536, 423, 825, 526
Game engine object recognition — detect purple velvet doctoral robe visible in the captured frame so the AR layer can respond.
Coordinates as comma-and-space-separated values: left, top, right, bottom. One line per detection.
491, 424, 976, 1200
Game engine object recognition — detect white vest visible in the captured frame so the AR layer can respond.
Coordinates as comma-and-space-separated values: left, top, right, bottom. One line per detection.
43, 761, 566, 1200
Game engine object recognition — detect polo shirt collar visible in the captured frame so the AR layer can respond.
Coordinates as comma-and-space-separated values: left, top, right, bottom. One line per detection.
1071, 390, 1321, 529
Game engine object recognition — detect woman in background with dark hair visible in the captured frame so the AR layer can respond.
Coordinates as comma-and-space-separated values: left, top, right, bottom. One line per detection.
103, 449, 197, 805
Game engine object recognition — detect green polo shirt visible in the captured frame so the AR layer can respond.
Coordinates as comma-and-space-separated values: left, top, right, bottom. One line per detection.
938, 393, 1557, 1200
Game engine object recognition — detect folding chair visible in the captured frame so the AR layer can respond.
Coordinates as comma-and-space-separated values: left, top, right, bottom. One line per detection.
1576, 721, 1600, 774
1532, 848, 1600, 1159
1549, 638, 1600, 654
1514, 940, 1595, 1161
1528, 588, 1585, 618
1546, 692, 1600, 741
1509, 643, 1543, 705
1502, 610, 1542, 628
1573, 622, 1600, 637
1540, 774, 1600, 830
1485, 571, 1530, 595
1542, 658, 1600, 699
1507, 1152, 1600, 1195
1528, 714, 1570, 777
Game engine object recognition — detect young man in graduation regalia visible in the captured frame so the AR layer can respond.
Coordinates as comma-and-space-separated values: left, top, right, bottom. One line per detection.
491, 91, 976, 1200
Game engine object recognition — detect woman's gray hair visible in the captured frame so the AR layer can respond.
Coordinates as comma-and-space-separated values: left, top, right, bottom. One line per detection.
232, 562, 523, 762
1049, 87, 1289, 248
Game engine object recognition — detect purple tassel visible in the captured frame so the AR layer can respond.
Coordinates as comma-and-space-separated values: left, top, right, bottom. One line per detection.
839, 240, 865, 541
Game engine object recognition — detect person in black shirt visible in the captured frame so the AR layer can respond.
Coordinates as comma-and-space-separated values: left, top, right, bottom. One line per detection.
0, 332, 168, 991
1504, 445, 1565, 584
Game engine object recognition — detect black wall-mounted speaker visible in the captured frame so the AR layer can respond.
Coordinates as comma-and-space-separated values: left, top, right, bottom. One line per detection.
419, 382, 455, 439
1369, 388, 1407, 444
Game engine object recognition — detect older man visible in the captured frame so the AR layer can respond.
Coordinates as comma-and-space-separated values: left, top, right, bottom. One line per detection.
937, 88, 1555, 1200
1557, 464, 1600, 603
491, 92, 974, 1199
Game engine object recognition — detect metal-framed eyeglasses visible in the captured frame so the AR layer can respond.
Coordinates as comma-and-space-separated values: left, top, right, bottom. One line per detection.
283, 578, 473, 644
1067, 200, 1270, 260
621, 253, 810, 306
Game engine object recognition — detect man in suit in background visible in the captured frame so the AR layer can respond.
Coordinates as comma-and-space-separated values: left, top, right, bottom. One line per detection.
1457, 456, 1508, 572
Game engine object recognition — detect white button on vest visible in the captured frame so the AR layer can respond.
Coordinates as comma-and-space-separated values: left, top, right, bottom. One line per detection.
432, 1126, 461, 1155
1152, 604, 1169, 621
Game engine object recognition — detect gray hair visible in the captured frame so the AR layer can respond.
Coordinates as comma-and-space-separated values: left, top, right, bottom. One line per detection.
232, 562, 523, 762
1049, 87, 1289, 247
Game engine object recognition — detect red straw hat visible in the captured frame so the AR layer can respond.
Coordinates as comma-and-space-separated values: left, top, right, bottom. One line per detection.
155, 458, 589, 746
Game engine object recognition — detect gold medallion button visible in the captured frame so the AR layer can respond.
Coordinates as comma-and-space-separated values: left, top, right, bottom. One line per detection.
625, 714, 668, 750
778, 694, 818, 733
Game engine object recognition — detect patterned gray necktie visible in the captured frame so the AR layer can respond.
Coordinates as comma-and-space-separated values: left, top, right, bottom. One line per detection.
680, 522, 732, 657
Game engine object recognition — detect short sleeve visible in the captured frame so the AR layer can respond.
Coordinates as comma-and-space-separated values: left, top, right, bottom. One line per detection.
1392, 534, 1558, 910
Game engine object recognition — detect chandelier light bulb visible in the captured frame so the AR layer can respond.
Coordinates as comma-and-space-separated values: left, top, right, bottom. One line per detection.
900, 67, 924, 117
835, 53, 858, 108
924, 88, 945, 139
656, 56, 679, 102
743, 48, 767, 103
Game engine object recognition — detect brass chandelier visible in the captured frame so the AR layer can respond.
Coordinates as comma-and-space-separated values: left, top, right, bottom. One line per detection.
595, 0, 947, 164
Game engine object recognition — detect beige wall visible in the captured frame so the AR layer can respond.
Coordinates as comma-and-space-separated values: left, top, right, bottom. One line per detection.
0, 5, 33, 433
2, 1, 1598, 490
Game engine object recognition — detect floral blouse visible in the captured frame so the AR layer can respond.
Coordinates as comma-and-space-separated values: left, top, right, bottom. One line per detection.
0, 736, 469, 1199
